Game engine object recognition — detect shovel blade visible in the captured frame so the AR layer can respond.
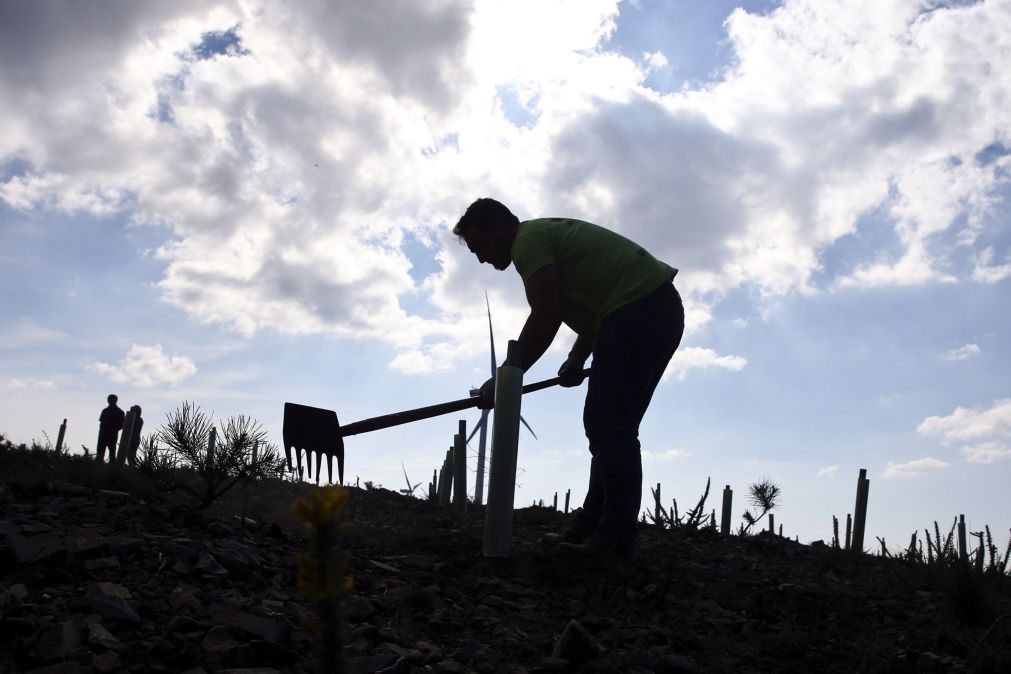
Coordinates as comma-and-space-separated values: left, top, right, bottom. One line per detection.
282, 402, 344, 485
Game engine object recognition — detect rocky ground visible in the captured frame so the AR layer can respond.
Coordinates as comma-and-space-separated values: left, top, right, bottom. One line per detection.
1, 455, 1009, 674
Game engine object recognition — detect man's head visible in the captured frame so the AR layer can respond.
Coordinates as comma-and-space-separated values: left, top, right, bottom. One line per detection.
453, 198, 519, 271
107, 394, 118, 405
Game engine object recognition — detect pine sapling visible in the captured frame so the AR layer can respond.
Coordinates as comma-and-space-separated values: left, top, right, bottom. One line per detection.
159, 402, 286, 509
739, 478, 781, 535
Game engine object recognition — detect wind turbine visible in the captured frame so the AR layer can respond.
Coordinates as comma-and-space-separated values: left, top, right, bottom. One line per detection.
400, 461, 421, 496
468, 291, 537, 506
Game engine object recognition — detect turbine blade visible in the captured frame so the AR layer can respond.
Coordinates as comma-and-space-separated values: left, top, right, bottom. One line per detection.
401, 461, 411, 490
467, 413, 487, 443
486, 290, 496, 375
519, 415, 538, 440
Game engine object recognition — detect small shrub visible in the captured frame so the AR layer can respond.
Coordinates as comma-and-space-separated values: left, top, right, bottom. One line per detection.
645, 478, 712, 531
974, 526, 1011, 577
135, 436, 177, 490
159, 401, 287, 509
887, 520, 1011, 629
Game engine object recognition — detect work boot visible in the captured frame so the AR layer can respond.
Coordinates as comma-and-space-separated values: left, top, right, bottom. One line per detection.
554, 536, 637, 577
537, 508, 598, 550
537, 527, 589, 550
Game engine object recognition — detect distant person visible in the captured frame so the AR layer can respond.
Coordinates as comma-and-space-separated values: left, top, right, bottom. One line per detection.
453, 198, 684, 573
96, 394, 125, 463
127, 405, 144, 465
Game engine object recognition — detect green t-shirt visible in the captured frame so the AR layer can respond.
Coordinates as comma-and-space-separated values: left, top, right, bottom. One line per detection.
511, 218, 677, 337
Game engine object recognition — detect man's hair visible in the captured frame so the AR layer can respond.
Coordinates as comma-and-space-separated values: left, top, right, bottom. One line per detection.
453, 198, 519, 241
107, 394, 118, 404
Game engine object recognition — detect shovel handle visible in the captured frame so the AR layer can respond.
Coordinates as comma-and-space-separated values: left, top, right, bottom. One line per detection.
340, 368, 590, 438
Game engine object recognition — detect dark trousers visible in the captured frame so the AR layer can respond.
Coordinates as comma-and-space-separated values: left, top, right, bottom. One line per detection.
573, 281, 684, 549
96, 433, 118, 463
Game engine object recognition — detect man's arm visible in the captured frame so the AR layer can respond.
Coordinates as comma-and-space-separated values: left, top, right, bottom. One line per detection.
514, 264, 563, 372
476, 264, 564, 408
568, 332, 594, 363
556, 331, 593, 387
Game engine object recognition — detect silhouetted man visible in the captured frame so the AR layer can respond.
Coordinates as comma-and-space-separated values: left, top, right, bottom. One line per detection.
96, 394, 125, 463
453, 198, 684, 572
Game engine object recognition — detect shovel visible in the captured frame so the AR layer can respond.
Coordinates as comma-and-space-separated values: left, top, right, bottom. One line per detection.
282, 368, 590, 485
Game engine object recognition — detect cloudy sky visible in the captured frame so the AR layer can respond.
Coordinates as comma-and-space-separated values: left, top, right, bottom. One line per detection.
2, 0, 1009, 550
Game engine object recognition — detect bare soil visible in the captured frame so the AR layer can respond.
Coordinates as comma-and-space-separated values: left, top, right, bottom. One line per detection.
1, 451, 1009, 673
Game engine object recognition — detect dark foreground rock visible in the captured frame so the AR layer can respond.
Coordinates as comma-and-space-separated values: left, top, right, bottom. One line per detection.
0, 473, 1001, 673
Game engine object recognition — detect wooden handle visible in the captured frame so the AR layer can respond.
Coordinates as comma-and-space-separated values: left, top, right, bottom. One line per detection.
340, 368, 590, 438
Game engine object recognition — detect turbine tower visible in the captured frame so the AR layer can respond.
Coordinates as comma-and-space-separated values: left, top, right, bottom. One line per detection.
468, 291, 536, 505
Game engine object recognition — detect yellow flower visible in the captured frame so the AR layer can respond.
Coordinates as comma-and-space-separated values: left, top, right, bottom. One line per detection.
318, 485, 350, 512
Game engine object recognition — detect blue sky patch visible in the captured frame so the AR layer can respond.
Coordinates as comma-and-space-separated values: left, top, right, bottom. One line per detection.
422, 133, 460, 158
0, 158, 32, 182
154, 93, 175, 124
976, 141, 1010, 167
193, 27, 247, 61
497, 85, 540, 128
150, 73, 186, 125
606, 0, 780, 92
395, 230, 445, 319
402, 229, 442, 285
813, 207, 907, 286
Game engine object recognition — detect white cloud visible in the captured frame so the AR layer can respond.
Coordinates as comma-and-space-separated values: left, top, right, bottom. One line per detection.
663, 346, 747, 382
816, 464, 839, 478
2, 0, 1010, 373
643, 50, 668, 70
717, 0, 1011, 291
387, 343, 461, 375
837, 245, 959, 288
93, 344, 198, 388
917, 399, 1011, 443
918, 398, 1011, 467
960, 442, 1011, 465
387, 350, 439, 375
642, 448, 690, 462
882, 457, 948, 479
1, 377, 56, 390
944, 343, 980, 361
972, 247, 1011, 284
